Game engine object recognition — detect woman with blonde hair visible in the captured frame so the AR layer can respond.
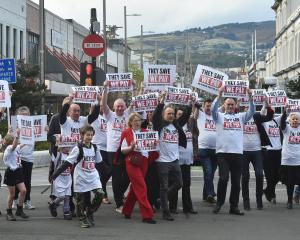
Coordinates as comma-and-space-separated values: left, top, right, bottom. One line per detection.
120, 112, 159, 224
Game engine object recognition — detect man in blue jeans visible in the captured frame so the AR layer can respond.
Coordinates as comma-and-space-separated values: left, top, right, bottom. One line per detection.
195, 99, 217, 203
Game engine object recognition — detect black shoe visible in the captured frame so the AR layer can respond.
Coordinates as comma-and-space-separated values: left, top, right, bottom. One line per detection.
48, 202, 57, 217
170, 209, 179, 214
63, 212, 72, 220
163, 211, 174, 221
287, 201, 293, 209
243, 200, 251, 211
143, 218, 157, 224
263, 189, 272, 202
15, 205, 29, 219
213, 205, 221, 214
6, 209, 16, 221
229, 207, 244, 216
257, 198, 263, 210
207, 195, 217, 204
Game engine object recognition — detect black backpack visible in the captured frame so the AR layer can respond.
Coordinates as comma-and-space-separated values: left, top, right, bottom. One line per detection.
76, 142, 98, 162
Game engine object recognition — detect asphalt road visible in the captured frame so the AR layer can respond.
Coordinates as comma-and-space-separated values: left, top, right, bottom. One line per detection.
0, 167, 299, 240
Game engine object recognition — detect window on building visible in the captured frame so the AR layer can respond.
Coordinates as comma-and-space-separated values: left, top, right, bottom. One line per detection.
0, 24, 2, 58
28, 32, 39, 64
13, 28, 16, 58
6, 26, 9, 57
20, 31, 23, 59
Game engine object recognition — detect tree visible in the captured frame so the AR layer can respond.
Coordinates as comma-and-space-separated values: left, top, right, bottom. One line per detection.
129, 64, 144, 93
286, 76, 300, 99
11, 60, 47, 114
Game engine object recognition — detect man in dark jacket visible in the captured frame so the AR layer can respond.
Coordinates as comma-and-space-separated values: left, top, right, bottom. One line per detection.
153, 93, 192, 221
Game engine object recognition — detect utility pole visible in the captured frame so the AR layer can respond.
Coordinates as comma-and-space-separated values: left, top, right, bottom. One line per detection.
124, 6, 128, 72
254, 30, 257, 63
140, 24, 143, 69
103, 0, 107, 73
39, 0, 45, 114
90, 8, 97, 76
155, 41, 158, 64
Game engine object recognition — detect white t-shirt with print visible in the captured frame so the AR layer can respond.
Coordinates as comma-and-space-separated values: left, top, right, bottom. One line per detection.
91, 115, 107, 151
52, 152, 72, 197
66, 145, 102, 193
18, 144, 34, 163
157, 124, 179, 163
197, 112, 216, 149
262, 116, 282, 150
243, 117, 261, 151
60, 116, 88, 143
104, 110, 129, 152
3, 145, 22, 171
281, 125, 300, 166
179, 124, 193, 165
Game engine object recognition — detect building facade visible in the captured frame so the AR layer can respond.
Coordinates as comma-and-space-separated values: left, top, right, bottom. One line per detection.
266, 0, 300, 89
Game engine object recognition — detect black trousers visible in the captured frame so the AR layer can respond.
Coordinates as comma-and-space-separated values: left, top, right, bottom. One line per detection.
169, 164, 193, 212
14, 160, 33, 201
216, 153, 243, 208
108, 152, 130, 208
100, 150, 111, 198
145, 161, 160, 206
262, 149, 281, 199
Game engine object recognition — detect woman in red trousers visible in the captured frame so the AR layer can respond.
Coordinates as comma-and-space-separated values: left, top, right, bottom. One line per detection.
120, 112, 158, 224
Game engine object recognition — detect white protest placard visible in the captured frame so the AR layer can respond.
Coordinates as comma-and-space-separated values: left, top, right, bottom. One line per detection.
265, 90, 287, 107
191, 65, 228, 95
134, 131, 159, 152
132, 92, 159, 112
222, 80, 249, 98
106, 73, 133, 92
0, 80, 11, 108
72, 86, 99, 104
17, 115, 35, 144
56, 135, 78, 148
144, 64, 176, 91
32, 115, 47, 141
287, 99, 300, 112
238, 97, 249, 106
165, 86, 191, 105
252, 89, 266, 105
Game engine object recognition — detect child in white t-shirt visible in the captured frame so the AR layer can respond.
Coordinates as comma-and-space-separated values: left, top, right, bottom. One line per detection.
2, 130, 29, 221
48, 147, 72, 220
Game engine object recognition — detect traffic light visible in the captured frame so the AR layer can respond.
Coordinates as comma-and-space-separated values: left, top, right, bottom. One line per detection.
80, 62, 96, 86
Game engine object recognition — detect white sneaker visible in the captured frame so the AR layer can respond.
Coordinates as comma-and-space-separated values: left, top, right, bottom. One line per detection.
115, 206, 123, 214
24, 201, 35, 210
12, 200, 17, 209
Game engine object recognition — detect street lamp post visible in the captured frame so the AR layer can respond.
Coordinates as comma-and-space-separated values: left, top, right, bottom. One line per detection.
124, 6, 141, 72
140, 25, 154, 69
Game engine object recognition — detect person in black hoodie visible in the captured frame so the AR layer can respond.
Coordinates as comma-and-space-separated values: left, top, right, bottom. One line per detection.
152, 93, 192, 221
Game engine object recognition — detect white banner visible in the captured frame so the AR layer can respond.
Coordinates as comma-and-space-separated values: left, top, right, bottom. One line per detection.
0, 80, 11, 108
106, 73, 133, 92
56, 134, 79, 147
72, 86, 99, 104
12, 115, 47, 142
253, 89, 266, 106
165, 86, 191, 105
17, 115, 35, 144
266, 90, 287, 107
222, 80, 249, 98
191, 65, 228, 95
134, 131, 159, 152
288, 98, 300, 112
132, 93, 159, 112
144, 64, 176, 91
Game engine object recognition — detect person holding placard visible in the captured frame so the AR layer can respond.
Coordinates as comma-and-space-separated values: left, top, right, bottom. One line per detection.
120, 112, 159, 224
152, 93, 192, 221
169, 105, 198, 215
194, 99, 218, 203
242, 99, 274, 210
13, 106, 35, 210
3, 129, 29, 220
279, 110, 300, 209
212, 86, 254, 215
102, 81, 133, 213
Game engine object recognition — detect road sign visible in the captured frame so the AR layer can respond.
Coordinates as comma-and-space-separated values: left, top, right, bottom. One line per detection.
82, 34, 105, 57
0, 58, 17, 84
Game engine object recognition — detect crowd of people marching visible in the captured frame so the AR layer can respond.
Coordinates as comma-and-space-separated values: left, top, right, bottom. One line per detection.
1, 82, 300, 228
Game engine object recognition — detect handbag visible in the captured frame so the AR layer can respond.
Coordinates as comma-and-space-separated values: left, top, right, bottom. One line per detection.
128, 152, 144, 166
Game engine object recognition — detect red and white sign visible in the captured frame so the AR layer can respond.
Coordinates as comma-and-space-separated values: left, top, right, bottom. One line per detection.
222, 80, 249, 98
72, 86, 99, 104
266, 90, 287, 107
56, 134, 79, 148
0, 80, 11, 108
134, 131, 159, 152
106, 73, 133, 92
132, 93, 159, 112
253, 89, 266, 105
82, 34, 105, 57
17, 115, 35, 144
144, 64, 176, 91
165, 86, 191, 105
192, 65, 228, 95
288, 98, 300, 112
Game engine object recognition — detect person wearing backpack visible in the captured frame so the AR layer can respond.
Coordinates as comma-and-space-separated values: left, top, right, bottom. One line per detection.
50, 126, 105, 228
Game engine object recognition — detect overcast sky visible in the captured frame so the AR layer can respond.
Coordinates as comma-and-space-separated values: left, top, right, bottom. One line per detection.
32, 0, 275, 37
